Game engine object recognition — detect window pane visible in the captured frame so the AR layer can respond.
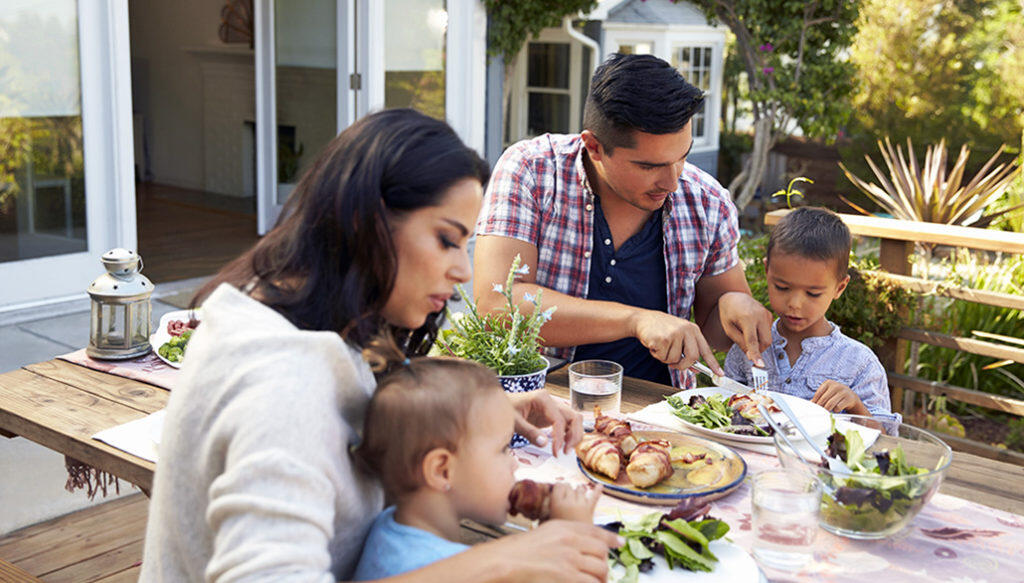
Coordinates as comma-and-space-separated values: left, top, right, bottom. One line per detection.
528, 93, 570, 135
618, 43, 652, 55
0, 0, 87, 263
275, 0, 337, 204
385, 0, 447, 120
671, 45, 713, 140
527, 43, 570, 89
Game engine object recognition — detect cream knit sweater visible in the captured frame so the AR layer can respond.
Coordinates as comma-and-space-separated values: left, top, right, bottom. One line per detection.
140, 284, 383, 582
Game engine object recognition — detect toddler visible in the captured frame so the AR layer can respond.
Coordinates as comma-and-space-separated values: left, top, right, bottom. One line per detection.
724, 207, 900, 422
352, 346, 600, 580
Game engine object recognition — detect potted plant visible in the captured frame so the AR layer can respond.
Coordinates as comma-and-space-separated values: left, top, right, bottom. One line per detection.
436, 255, 555, 445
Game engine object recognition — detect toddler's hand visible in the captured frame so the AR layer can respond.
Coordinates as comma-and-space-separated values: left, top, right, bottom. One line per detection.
548, 482, 602, 523
812, 380, 870, 415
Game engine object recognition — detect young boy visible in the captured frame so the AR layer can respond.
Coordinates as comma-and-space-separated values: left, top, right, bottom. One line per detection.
351, 353, 600, 580
724, 207, 900, 421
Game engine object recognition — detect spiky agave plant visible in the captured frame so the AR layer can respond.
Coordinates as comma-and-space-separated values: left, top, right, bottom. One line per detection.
839, 137, 1023, 228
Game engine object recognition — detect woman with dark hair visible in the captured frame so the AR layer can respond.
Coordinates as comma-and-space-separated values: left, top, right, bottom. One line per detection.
140, 109, 616, 582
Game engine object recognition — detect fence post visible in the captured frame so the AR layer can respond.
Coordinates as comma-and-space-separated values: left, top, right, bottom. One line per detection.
878, 238, 912, 415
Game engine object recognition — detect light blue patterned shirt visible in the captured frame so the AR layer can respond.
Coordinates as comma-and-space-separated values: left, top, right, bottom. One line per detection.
724, 320, 900, 422
352, 506, 469, 580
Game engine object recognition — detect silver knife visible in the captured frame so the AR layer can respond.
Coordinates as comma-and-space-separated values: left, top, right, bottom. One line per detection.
689, 361, 756, 396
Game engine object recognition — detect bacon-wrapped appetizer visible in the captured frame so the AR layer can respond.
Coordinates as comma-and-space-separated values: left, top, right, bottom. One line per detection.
626, 439, 674, 488
576, 432, 623, 480
593, 406, 640, 456
508, 479, 553, 521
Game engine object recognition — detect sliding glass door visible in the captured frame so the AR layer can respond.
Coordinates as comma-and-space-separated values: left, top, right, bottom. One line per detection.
0, 1, 135, 308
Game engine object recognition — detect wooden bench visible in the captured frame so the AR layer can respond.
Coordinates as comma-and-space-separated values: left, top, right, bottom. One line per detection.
0, 493, 147, 582
766, 210, 1024, 464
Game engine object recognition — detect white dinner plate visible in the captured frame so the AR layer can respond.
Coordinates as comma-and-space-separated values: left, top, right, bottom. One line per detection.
661, 387, 832, 445
610, 537, 761, 582
149, 309, 201, 368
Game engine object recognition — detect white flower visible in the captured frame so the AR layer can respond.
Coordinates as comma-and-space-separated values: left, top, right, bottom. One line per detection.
507, 345, 521, 355
523, 292, 536, 303
516, 264, 530, 275
541, 307, 556, 322
492, 283, 503, 293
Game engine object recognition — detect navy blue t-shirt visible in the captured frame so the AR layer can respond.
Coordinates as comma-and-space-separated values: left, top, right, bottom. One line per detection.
574, 197, 672, 385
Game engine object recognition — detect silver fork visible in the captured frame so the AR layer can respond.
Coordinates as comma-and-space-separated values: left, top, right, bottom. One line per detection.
750, 365, 769, 394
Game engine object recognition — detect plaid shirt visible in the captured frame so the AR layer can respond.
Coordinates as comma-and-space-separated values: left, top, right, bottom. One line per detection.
477, 134, 740, 389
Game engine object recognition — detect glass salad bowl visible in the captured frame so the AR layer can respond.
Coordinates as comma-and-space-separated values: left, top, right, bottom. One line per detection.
774, 414, 952, 539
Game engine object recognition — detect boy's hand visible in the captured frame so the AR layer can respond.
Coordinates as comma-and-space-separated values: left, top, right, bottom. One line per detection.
812, 380, 870, 415
548, 483, 602, 523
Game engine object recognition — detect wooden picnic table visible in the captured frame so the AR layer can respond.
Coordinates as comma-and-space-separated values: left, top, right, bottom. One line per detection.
0, 358, 1022, 515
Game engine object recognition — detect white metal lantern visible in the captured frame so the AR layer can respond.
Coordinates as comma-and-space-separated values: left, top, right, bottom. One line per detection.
87, 248, 154, 360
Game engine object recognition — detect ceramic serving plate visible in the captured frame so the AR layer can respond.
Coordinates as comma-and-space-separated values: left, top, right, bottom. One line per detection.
149, 309, 201, 368
670, 387, 832, 445
577, 430, 746, 506
609, 538, 761, 583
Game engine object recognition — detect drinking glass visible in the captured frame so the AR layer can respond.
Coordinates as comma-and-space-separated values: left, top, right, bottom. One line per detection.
569, 360, 623, 418
751, 469, 821, 571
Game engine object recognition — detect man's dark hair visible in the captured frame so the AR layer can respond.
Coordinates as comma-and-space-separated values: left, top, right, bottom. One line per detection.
582, 53, 705, 153
766, 207, 852, 280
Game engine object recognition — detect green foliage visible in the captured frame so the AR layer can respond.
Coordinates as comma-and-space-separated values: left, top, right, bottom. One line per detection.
770, 176, 812, 209
913, 251, 1024, 406
839, 137, 1023, 227
841, 0, 1024, 187
483, 0, 599, 62
737, 234, 914, 352
690, 0, 861, 140
435, 255, 554, 376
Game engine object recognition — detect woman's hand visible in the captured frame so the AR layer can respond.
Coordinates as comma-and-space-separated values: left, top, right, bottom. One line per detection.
489, 519, 621, 583
507, 390, 583, 455
387, 520, 622, 583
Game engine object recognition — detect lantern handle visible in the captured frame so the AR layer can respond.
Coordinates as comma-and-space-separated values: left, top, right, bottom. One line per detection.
137, 257, 144, 273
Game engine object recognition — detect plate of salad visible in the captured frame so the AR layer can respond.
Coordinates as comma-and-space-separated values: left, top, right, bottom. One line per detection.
605, 510, 759, 583
149, 309, 201, 368
664, 387, 832, 445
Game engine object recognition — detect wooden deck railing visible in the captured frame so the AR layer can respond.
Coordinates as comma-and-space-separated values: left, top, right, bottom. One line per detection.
765, 210, 1024, 465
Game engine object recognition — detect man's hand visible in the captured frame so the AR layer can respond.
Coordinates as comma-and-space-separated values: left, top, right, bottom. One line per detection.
812, 380, 870, 415
548, 483, 603, 523
508, 390, 584, 455
718, 292, 773, 366
629, 309, 723, 375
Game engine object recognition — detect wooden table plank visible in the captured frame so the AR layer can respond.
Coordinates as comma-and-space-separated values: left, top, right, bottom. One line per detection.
0, 368, 155, 491
546, 370, 1024, 515
22, 360, 169, 414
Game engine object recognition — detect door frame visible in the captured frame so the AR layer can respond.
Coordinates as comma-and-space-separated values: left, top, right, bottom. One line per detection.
0, 1, 136, 311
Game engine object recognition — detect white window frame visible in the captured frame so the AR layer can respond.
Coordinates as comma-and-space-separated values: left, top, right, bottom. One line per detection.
602, 24, 725, 153
363, 0, 486, 150
0, 1, 136, 311
509, 27, 585, 143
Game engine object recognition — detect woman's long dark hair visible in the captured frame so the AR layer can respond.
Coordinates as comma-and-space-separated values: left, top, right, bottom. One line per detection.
193, 109, 490, 355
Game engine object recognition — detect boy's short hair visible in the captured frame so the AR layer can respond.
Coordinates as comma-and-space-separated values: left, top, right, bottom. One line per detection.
354, 357, 502, 498
582, 53, 705, 154
767, 207, 852, 279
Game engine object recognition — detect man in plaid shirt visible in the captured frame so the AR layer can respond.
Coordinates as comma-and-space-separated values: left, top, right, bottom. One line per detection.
474, 54, 772, 390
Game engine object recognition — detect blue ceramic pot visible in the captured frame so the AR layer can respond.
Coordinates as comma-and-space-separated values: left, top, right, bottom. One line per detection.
498, 357, 549, 448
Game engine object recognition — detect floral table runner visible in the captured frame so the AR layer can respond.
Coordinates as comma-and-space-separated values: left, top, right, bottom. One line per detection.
513, 419, 1024, 583
57, 348, 179, 390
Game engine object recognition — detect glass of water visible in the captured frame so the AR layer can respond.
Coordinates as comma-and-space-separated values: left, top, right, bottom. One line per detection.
751, 469, 821, 571
569, 360, 623, 418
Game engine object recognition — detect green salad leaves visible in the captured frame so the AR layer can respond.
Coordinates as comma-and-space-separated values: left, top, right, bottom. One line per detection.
820, 425, 934, 533
607, 511, 730, 583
